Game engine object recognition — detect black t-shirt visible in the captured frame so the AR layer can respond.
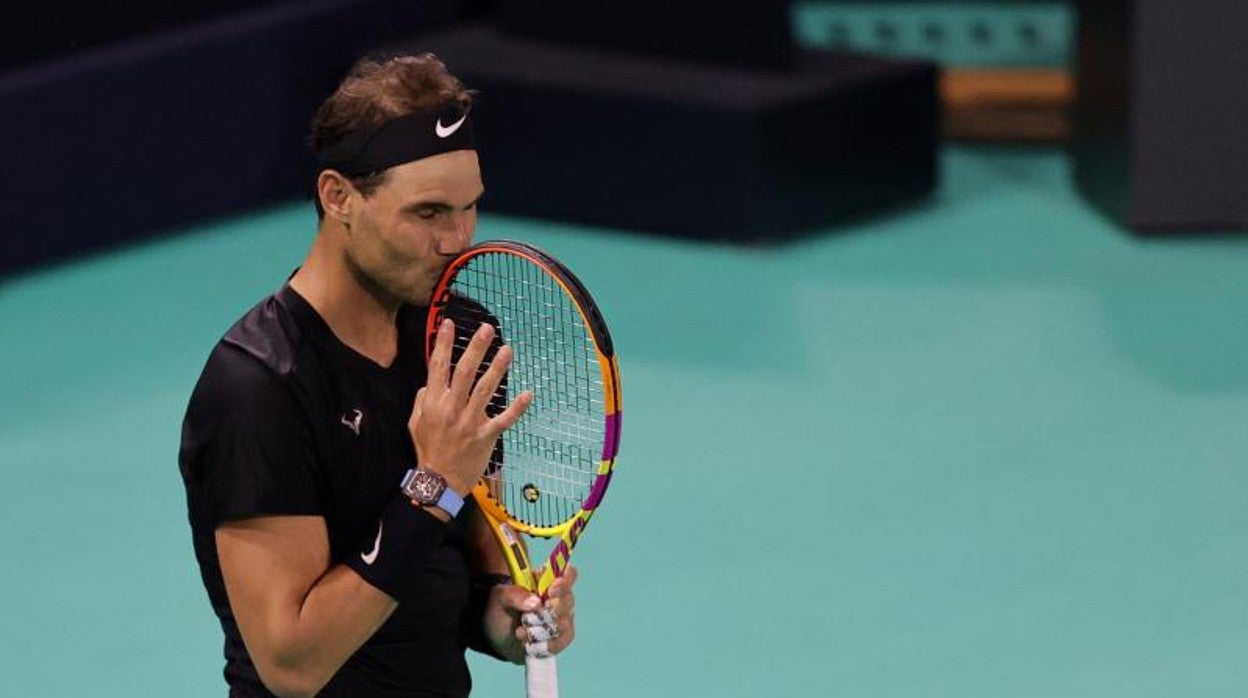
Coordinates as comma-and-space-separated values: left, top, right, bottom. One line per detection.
179, 284, 485, 697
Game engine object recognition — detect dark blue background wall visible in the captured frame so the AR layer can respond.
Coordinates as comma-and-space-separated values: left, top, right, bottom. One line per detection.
2, 0, 461, 277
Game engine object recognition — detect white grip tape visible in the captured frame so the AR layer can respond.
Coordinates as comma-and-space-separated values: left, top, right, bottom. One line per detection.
522, 610, 560, 644
538, 607, 557, 626
525, 653, 559, 698
521, 611, 543, 627
526, 625, 555, 643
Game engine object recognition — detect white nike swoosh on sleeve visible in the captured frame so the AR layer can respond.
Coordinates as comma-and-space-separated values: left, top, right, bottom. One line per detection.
361, 522, 383, 565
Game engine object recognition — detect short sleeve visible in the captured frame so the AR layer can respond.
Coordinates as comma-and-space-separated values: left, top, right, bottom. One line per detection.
180, 344, 323, 527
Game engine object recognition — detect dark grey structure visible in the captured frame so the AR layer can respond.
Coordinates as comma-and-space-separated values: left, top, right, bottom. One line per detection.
4, 0, 939, 276
395, 0, 938, 243
400, 24, 937, 242
1073, 0, 1248, 231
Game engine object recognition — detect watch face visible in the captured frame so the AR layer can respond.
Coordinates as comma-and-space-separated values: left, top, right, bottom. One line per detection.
412, 471, 444, 501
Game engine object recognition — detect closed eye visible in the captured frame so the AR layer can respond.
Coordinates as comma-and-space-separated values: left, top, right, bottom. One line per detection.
404, 190, 484, 220
414, 205, 445, 220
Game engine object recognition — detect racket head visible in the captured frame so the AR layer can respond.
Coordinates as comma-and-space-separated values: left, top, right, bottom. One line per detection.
425, 240, 621, 543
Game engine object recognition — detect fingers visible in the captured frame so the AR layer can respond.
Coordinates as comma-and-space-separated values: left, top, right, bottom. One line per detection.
548, 564, 578, 595
549, 564, 576, 654
414, 316, 531, 484
514, 566, 577, 653
545, 567, 576, 652
490, 390, 533, 433
427, 317, 531, 433
449, 322, 496, 401
516, 603, 575, 653
426, 318, 455, 390
548, 616, 574, 654
522, 611, 557, 645
466, 344, 512, 415
493, 583, 542, 614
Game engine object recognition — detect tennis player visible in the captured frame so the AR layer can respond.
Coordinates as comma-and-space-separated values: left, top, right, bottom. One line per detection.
178, 54, 577, 697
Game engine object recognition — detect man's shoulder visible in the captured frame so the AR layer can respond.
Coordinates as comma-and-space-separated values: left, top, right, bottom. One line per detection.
220, 287, 315, 378
187, 287, 327, 413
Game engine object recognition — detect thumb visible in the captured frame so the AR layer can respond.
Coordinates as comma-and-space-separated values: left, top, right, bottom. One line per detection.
494, 584, 542, 614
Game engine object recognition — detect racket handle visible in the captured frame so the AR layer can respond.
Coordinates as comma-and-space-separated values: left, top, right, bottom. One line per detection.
525, 653, 559, 698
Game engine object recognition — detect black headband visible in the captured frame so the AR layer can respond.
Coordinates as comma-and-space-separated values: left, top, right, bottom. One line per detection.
317, 104, 476, 177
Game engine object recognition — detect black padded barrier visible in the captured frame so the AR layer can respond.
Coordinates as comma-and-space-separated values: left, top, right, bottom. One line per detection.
2, 0, 459, 277
394, 20, 938, 243
1073, 0, 1248, 232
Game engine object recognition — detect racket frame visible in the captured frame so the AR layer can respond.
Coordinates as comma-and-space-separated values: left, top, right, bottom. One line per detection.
426, 240, 622, 598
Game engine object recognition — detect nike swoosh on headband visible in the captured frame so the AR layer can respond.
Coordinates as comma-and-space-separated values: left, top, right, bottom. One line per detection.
436, 114, 468, 138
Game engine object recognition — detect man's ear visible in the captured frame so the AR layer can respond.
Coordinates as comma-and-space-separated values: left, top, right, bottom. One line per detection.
317, 170, 353, 226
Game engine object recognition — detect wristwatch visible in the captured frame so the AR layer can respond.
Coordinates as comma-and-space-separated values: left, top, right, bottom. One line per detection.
399, 468, 464, 517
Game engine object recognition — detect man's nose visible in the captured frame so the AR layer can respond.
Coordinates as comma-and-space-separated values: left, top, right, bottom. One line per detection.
435, 211, 472, 256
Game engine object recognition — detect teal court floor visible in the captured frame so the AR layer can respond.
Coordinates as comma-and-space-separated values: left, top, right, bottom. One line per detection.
1, 145, 1246, 696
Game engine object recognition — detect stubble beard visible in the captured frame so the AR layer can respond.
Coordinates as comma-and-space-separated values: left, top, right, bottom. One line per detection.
343, 250, 414, 312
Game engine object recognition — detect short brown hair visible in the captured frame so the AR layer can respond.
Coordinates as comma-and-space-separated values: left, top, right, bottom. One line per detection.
310, 53, 474, 217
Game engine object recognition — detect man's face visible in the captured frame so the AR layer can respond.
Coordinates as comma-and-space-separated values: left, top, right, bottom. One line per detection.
344, 149, 483, 306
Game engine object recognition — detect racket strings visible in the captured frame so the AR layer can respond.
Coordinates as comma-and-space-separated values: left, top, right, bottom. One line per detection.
444, 251, 605, 528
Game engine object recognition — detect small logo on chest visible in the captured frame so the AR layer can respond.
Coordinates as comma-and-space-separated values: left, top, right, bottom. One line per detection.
340, 409, 364, 436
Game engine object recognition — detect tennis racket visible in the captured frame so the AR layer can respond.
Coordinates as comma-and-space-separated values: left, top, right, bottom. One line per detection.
425, 240, 622, 698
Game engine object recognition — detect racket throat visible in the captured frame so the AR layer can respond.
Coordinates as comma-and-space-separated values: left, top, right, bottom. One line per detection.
499, 523, 538, 590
